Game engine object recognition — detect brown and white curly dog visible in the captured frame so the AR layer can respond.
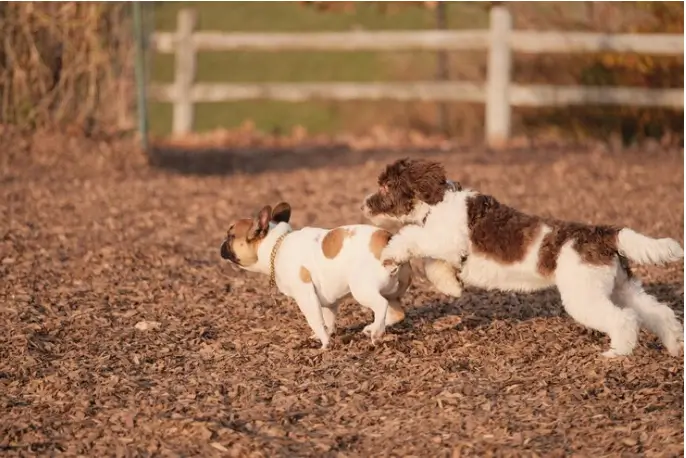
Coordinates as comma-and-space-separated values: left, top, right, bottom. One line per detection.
362, 158, 684, 358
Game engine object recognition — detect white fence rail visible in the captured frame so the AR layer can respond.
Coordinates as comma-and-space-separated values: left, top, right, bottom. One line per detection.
149, 7, 684, 147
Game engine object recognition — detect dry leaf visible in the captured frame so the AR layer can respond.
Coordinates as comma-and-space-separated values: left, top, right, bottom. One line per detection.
211, 442, 229, 452
134, 321, 161, 331
2, 132, 682, 457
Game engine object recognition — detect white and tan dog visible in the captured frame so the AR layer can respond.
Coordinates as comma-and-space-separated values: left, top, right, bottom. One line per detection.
220, 202, 411, 349
362, 158, 684, 358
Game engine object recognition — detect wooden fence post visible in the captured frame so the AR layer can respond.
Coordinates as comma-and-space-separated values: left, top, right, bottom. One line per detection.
435, 2, 450, 135
172, 9, 197, 136
485, 4, 512, 148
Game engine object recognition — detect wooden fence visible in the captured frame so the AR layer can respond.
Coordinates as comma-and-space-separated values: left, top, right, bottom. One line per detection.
149, 6, 684, 147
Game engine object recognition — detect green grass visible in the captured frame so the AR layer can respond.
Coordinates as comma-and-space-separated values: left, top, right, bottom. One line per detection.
148, 1, 489, 135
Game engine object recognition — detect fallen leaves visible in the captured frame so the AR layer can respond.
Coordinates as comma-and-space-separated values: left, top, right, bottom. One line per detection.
134, 321, 161, 331
210, 442, 229, 452
0, 134, 682, 456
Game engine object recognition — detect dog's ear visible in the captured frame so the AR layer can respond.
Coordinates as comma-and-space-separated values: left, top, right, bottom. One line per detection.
410, 160, 448, 205
248, 205, 272, 241
378, 157, 411, 185
271, 202, 291, 224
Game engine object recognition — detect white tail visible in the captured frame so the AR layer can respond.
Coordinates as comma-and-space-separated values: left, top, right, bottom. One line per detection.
617, 228, 684, 265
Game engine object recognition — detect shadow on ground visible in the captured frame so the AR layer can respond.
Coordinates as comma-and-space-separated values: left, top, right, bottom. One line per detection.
147, 142, 599, 176
402, 281, 685, 332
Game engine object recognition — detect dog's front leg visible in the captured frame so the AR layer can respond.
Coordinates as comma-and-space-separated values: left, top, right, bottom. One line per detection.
310, 304, 338, 340
380, 225, 422, 264
424, 258, 464, 298
381, 225, 449, 265
294, 286, 330, 349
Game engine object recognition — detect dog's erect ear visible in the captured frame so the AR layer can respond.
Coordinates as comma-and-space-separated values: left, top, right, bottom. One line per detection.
248, 205, 272, 241
271, 202, 291, 224
256, 205, 272, 231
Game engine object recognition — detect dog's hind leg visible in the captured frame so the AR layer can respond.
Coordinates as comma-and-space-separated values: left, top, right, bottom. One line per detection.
294, 286, 330, 349
385, 299, 405, 326
383, 263, 411, 327
350, 279, 389, 344
613, 276, 683, 356
321, 304, 338, 337
556, 248, 639, 357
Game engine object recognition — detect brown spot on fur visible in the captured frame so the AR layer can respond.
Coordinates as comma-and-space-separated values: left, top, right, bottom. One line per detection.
321, 227, 355, 259
466, 193, 621, 274
466, 194, 543, 263
369, 229, 393, 259
537, 222, 620, 276
365, 158, 454, 218
299, 266, 312, 283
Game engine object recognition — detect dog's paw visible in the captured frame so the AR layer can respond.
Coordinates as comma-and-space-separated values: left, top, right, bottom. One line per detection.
370, 330, 385, 345
663, 324, 684, 356
362, 323, 373, 336
437, 283, 463, 298
601, 348, 631, 358
311, 329, 335, 340
665, 338, 684, 357
363, 323, 385, 344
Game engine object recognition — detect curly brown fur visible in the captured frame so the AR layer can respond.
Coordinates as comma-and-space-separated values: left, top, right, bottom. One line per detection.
365, 158, 451, 217
466, 194, 543, 264
537, 220, 621, 276
465, 194, 622, 274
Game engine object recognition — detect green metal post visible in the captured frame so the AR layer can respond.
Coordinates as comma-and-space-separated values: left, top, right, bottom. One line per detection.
133, 1, 149, 153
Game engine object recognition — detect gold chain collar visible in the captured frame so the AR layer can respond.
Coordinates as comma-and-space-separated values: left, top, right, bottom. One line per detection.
269, 232, 289, 288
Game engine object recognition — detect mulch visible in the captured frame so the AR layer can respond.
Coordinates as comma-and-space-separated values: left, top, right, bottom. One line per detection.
0, 131, 683, 457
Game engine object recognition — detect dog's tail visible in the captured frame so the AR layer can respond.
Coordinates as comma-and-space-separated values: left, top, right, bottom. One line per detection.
617, 228, 684, 265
